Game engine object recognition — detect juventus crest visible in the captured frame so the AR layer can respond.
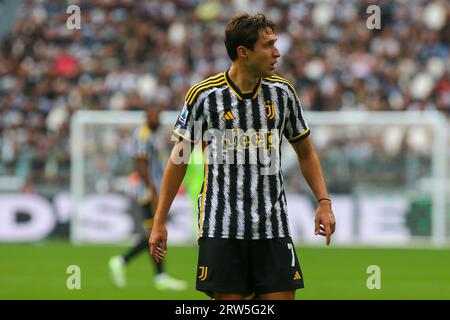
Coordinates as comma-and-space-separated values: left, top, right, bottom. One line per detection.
265, 100, 275, 119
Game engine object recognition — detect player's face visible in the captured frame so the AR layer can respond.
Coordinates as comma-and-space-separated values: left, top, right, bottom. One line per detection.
147, 109, 160, 130
247, 28, 280, 77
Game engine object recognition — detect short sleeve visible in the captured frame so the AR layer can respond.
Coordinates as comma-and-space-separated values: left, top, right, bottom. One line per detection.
172, 99, 203, 143
283, 89, 310, 143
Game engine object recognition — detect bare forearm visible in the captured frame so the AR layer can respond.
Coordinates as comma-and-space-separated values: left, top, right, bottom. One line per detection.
292, 137, 335, 245
149, 141, 191, 260
299, 151, 329, 200
293, 138, 329, 200
153, 158, 188, 224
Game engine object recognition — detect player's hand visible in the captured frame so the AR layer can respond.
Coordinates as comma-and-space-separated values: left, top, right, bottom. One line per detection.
149, 222, 167, 263
314, 201, 336, 246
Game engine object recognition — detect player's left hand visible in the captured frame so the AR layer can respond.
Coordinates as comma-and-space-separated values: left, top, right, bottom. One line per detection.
314, 201, 336, 246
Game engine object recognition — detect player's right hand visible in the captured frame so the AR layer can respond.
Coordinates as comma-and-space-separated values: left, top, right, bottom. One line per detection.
314, 201, 336, 246
149, 222, 167, 263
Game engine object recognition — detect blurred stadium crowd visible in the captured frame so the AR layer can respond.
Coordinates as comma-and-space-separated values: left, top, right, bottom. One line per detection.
0, 0, 449, 195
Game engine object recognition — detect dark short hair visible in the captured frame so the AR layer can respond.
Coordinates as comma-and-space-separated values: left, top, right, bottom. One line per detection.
224, 12, 276, 61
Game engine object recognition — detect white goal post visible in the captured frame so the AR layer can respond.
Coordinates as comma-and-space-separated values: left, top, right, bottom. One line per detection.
70, 110, 448, 246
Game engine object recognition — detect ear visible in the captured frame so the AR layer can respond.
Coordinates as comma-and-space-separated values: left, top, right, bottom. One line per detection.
236, 45, 248, 60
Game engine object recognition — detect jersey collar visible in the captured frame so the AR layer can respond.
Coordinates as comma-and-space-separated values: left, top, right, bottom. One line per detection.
225, 70, 262, 100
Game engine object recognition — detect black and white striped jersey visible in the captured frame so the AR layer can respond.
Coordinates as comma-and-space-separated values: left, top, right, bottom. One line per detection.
173, 71, 310, 240
132, 125, 164, 204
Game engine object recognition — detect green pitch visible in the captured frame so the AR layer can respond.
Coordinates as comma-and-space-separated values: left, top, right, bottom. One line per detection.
1, 241, 449, 300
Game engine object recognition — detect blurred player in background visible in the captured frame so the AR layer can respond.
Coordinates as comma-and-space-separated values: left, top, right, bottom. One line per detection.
149, 12, 335, 300
109, 107, 187, 291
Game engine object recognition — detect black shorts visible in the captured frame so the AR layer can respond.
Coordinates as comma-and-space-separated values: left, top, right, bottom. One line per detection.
196, 237, 304, 297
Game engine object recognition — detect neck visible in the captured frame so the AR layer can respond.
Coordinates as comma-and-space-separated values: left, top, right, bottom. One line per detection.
228, 63, 260, 93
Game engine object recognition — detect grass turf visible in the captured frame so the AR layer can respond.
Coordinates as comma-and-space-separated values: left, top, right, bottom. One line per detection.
1, 241, 449, 300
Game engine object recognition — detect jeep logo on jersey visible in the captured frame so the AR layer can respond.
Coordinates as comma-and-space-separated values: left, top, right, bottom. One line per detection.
222, 129, 276, 150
